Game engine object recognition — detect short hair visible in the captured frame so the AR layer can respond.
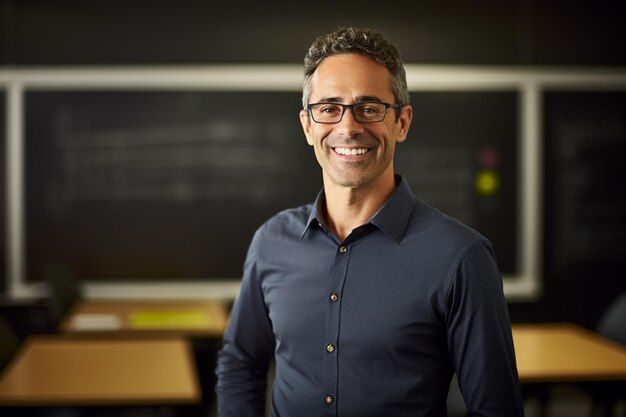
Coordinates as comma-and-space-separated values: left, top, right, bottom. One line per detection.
302, 27, 410, 110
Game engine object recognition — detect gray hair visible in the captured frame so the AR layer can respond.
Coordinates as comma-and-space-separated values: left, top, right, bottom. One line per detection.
302, 27, 410, 110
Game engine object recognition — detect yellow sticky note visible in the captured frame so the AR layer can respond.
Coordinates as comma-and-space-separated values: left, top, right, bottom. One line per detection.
129, 309, 213, 329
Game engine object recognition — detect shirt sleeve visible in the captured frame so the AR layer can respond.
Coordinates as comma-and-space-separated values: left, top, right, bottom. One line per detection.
445, 240, 525, 417
215, 227, 276, 417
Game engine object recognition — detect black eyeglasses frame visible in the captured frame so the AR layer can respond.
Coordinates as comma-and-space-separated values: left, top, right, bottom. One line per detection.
305, 101, 404, 124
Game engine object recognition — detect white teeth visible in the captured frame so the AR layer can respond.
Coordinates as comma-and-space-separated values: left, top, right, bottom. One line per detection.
334, 147, 369, 156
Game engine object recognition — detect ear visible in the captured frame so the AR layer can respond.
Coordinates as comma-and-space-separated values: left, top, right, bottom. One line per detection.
395, 105, 413, 143
300, 109, 314, 146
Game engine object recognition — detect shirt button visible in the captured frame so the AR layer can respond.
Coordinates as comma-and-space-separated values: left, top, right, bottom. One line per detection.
326, 343, 335, 353
325, 395, 334, 404
330, 293, 338, 302
339, 246, 348, 254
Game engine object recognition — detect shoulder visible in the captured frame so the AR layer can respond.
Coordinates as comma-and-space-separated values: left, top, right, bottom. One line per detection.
404, 199, 499, 295
407, 199, 492, 255
251, 202, 314, 247
407, 201, 504, 312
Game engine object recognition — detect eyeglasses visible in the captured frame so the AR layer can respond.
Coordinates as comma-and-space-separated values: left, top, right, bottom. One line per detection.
306, 101, 404, 124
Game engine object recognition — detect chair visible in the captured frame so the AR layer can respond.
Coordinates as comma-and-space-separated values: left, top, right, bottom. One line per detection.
45, 265, 82, 323
0, 295, 57, 341
447, 374, 467, 417
597, 292, 626, 346
0, 317, 19, 371
573, 293, 626, 417
588, 292, 626, 417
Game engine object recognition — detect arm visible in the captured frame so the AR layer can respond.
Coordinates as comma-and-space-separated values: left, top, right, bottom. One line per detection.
446, 240, 525, 417
215, 229, 275, 417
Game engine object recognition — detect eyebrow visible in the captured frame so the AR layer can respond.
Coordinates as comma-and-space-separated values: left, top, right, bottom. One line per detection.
314, 95, 385, 104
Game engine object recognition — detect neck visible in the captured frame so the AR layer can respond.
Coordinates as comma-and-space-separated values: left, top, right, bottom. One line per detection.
322, 173, 397, 241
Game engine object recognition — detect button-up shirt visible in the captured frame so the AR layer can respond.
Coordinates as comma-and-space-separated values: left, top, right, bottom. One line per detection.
216, 176, 524, 417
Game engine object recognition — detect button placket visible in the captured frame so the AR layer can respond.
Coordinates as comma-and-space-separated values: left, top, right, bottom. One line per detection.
322, 242, 349, 416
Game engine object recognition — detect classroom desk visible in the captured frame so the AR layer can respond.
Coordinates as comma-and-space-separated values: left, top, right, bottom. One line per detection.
512, 323, 626, 383
0, 336, 201, 407
60, 299, 229, 337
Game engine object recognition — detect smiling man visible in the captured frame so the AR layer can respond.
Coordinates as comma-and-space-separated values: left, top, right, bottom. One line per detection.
300, 52, 411, 241
216, 27, 524, 417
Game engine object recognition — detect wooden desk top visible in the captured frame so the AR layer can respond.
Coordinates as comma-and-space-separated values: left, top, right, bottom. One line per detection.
513, 323, 626, 383
0, 336, 201, 406
60, 299, 229, 337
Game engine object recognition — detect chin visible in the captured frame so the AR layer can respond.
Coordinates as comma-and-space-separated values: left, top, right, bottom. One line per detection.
331, 173, 374, 189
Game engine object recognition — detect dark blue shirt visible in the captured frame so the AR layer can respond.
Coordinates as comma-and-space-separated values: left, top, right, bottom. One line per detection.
216, 176, 524, 417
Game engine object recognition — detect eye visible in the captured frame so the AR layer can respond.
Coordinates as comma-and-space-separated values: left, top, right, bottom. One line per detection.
317, 104, 341, 114
357, 103, 384, 116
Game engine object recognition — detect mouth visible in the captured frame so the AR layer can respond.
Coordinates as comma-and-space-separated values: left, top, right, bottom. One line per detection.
333, 147, 371, 156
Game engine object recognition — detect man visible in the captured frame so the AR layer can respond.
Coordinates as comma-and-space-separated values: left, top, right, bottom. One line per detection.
216, 27, 524, 416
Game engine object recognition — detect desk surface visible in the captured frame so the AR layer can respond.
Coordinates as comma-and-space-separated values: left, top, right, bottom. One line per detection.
513, 323, 626, 383
60, 299, 229, 337
0, 336, 200, 406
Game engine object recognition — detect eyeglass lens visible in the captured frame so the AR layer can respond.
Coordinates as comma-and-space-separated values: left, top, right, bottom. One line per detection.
309, 102, 387, 123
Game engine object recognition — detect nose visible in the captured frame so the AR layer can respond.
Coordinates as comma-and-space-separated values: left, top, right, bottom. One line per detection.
336, 107, 365, 136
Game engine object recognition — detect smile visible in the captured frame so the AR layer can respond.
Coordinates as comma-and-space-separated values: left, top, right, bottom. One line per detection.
334, 147, 370, 156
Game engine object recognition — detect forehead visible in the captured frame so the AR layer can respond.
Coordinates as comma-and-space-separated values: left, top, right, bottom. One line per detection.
309, 53, 394, 102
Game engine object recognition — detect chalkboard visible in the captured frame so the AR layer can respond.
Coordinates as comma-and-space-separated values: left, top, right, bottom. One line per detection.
25, 91, 321, 281
24, 90, 519, 282
543, 92, 626, 278
0, 92, 5, 291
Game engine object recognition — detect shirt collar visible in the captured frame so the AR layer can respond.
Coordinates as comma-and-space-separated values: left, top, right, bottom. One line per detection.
301, 189, 327, 239
301, 175, 416, 243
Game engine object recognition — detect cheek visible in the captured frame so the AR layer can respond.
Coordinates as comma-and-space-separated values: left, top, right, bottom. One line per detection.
309, 126, 333, 147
